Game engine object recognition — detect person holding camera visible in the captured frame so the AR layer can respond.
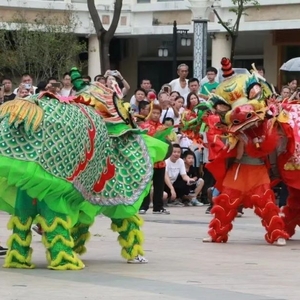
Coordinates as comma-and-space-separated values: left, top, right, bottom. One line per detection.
13, 73, 37, 95
45, 77, 61, 96
104, 69, 130, 96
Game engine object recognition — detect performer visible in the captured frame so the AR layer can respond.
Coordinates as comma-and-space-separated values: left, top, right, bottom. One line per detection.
202, 58, 289, 245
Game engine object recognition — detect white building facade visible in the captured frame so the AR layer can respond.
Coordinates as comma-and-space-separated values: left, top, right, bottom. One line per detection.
0, 0, 299, 90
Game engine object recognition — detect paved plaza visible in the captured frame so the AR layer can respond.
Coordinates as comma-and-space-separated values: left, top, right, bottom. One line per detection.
0, 207, 299, 300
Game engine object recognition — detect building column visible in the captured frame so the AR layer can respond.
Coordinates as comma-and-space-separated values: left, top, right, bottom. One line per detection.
211, 33, 231, 68
263, 32, 278, 85
88, 35, 101, 80
193, 19, 208, 80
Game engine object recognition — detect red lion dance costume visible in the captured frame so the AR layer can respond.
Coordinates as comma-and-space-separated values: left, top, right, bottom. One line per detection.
202, 58, 289, 246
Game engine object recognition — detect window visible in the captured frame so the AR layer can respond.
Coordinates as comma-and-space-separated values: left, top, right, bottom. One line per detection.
137, 0, 150, 3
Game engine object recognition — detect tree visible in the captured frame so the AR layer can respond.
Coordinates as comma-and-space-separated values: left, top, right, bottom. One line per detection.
87, 0, 123, 72
0, 8, 86, 83
212, 0, 259, 64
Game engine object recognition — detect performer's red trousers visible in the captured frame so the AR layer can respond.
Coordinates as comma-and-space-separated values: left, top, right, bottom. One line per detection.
208, 163, 289, 243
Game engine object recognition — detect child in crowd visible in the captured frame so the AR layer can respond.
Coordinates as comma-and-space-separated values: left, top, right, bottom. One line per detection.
182, 150, 204, 206
134, 100, 150, 125
139, 104, 170, 215
163, 117, 178, 143
200, 67, 219, 96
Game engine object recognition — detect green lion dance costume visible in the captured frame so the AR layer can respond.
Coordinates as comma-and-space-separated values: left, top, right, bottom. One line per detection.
0, 68, 169, 270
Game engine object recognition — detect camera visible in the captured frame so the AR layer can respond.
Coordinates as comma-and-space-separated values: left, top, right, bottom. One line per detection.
24, 83, 31, 89
110, 70, 118, 76
51, 82, 61, 88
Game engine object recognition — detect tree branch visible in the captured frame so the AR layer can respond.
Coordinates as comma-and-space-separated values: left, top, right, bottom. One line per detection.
232, 0, 244, 34
212, 7, 234, 38
87, 0, 106, 38
105, 0, 123, 42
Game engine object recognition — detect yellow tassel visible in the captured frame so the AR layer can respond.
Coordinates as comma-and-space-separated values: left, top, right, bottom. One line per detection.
73, 232, 90, 247
7, 216, 32, 231
111, 215, 144, 233
131, 215, 144, 227
4, 248, 34, 268
48, 262, 85, 270
117, 229, 144, 248
121, 244, 144, 260
46, 250, 84, 269
0, 98, 44, 132
41, 234, 74, 249
7, 233, 32, 248
73, 245, 87, 255
111, 219, 128, 233
36, 215, 71, 233
3, 262, 35, 269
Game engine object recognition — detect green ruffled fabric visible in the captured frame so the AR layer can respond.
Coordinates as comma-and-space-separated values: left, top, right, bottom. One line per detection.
0, 133, 167, 225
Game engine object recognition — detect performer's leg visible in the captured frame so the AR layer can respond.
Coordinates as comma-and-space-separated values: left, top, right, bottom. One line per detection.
281, 186, 300, 238
279, 183, 288, 208
251, 185, 289, 245
71, 222, 91, 255
203, 188, 242, 243
38, 201, 84, 270
4, 189, 36, 269
152, 167, 168, 213
111, 215, 148, 263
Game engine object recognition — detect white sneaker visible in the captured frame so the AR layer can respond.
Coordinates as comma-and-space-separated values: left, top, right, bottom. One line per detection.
275, 238, 286, 246
153, 208, 170, 215
127, 255, 149, 264
202, 236, 213, 243
191, 199, 204, 206
139, 209, 146, 215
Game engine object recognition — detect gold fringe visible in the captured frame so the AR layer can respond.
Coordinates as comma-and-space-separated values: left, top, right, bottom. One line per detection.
73, 245, 87, 255
4, 248, 34, 269
46, 250, 84, 270
42, 234, 74, 249
111, 219, 128, 232
118, 229, 144, 248
0, 98, 44, 132
7, 216, 32, 231
73, 232, 90, 247
121, 244, 144, 260
111, 215, 144, 233
48, 262, 85, 270
3, 262, 35, 269
36, 215, 71, 233
7, 233, 32, 248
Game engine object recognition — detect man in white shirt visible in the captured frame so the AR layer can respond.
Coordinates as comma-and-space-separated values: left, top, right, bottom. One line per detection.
169, 64, 189, 95
13, 73, 37, 95
164, 144, 194, 205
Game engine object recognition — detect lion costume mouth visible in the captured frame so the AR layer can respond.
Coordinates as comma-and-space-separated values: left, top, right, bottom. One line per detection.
229, 115, 261, 133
